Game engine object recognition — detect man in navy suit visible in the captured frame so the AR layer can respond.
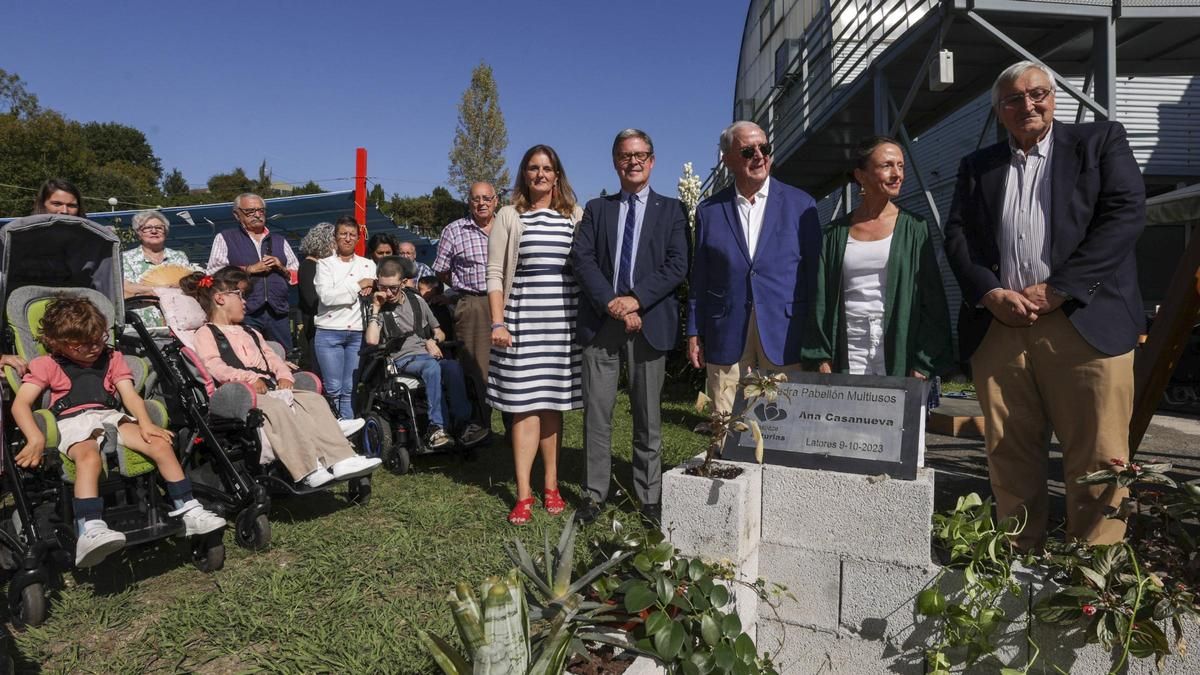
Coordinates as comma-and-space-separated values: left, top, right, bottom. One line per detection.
687, 121, 821, 416
944, 61, 1146, 550
572, 129, 690, 524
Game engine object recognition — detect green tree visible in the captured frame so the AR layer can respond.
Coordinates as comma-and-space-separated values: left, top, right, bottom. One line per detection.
0, 110, 93, 216
79, 122, 163, 181
369, 183, 386, 208
85, 160, 160, 207
0, 68, 39, 118
256, 159, 274, 194
447, 62, 510, 201
207, 168, 256, 202
163, 168, 189, 197
388, 187, 466, 236
292, 180, 324, 196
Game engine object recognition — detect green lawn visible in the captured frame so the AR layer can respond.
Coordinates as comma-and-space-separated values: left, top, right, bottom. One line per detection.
3, 384, 709, 673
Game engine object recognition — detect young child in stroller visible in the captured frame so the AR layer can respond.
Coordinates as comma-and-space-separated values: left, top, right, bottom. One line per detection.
10, 297, 226, 568
180, 268, 381, 487
365, 257, 489, 449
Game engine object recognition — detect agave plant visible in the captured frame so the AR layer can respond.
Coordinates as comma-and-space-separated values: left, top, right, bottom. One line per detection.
418, 569, 578, 675
506, 510, 642, 660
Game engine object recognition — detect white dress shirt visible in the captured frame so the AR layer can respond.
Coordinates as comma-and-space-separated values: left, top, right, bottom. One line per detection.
998, 125, 1054, 291
736, 180, 770, 258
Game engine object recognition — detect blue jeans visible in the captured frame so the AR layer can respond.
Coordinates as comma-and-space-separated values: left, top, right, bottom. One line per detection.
393, 354, 471, 430
243, 305, 293, 351
314, 328, 362, 419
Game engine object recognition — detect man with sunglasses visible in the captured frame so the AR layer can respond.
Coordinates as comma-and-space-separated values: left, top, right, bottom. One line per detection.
944, 61, 1145, 550
207, 193, 299, 349
687, 121, 821, 418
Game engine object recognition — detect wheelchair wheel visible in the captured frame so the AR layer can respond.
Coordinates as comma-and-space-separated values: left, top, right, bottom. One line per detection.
235, 512, 272, 551
389, 444, 411, 475
192, 531, 226, 572
361, 412, 392, 460
348, 477, 371, 506
13, 581, 46, 627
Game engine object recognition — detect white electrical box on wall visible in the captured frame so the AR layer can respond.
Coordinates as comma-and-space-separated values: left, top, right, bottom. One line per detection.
929, 49, 954, 92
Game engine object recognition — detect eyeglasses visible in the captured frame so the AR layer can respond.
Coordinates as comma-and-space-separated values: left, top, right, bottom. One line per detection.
999, 87, 1053, 109
377, 283, 405, 293
469, 195, 496, 204
138, 225, 166, 233
616, 151, 653, 165
738, 143, 773, 160
237, 207, 266, 217
336, 232, 359, 239
219, 289, 244, 300
64, 340, 104, 354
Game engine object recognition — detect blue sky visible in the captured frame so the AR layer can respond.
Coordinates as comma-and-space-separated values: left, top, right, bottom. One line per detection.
3, 1, 748, 203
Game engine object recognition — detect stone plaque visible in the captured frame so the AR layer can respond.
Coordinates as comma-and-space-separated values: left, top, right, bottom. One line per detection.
723, 372, 926, 479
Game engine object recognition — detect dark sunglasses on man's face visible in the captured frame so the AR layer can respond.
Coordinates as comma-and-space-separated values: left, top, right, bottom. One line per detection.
739, 143, 773, 160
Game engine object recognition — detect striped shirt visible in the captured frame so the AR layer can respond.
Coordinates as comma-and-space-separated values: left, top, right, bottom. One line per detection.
434, 217, 490, 293
998, 125, 1054, 291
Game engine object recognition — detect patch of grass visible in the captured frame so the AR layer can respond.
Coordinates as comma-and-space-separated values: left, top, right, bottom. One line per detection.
3, 385, 710, 672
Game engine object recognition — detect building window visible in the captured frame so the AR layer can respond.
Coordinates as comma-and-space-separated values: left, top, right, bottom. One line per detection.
760, 0, 783, 47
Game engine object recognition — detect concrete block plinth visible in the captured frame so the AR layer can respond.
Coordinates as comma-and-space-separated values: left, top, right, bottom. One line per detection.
661, 456, 761, 565
757, 618, 925, 674
761, 465, 934, 566
757, 542, 840, 630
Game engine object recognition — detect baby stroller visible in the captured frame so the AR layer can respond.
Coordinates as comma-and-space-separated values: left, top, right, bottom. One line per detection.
355, 294, 489, 474
132, 287, 376, 509
0, 215, 227, 626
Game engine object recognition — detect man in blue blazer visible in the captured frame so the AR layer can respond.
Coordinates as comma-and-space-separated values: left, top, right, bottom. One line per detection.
943, 61, 1146, 550
687, 121, 821, 415
572, 129, 690, 524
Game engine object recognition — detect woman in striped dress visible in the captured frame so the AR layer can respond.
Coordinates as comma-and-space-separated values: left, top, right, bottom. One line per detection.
487, 144, 584, 525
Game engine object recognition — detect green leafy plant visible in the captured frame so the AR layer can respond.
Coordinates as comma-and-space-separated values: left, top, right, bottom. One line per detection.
920, 493, 1027, 674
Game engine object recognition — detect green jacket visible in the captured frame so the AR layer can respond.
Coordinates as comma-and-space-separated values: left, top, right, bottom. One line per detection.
801, 209, 952, 377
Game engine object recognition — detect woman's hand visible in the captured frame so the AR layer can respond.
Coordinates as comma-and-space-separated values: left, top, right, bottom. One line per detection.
139, 422, 174, 444
358, 278, 375, 296
818, 361, 832, 374
0, 354, 28, 374
491, 325, 512, 348
276, 379, 294, 390
252, 379, 270, 394
909, 369, 927, 380
15, 436, 45, 469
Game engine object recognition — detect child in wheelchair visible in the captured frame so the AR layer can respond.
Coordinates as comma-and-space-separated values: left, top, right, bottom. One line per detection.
10, 297, 226, 568
365, 257, 488, 449
181, 268, 381, 487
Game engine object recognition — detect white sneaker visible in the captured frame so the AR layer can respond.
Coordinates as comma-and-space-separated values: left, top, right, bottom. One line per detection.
75, 520, 126, 568
302, 468, 335, 489
172, 500, 226, 537
338, 418, 366, 437
330, 456, 383, 481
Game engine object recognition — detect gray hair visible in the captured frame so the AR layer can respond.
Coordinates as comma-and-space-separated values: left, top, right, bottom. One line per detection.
991, 61, 1056, 109
719, 121, 763, 154
299, 221, 336, 258
611, 128, 654, 157
233, 192, 264, 210
132, 209, 169, 233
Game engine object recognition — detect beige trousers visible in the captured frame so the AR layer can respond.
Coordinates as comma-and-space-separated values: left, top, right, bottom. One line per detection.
257, 389, 358, 480
454, 293, 493, 426
971, 310, 1133, 549
705, 310, 802, 415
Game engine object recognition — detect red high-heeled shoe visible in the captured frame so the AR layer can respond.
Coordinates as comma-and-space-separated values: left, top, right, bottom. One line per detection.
543, 489, 566, 516
508, 496, 536, 525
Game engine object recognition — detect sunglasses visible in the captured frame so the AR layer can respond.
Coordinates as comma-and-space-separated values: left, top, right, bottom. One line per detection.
738, 143, 773, 160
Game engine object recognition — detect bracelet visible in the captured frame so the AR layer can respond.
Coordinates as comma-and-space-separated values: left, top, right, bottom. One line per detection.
491, 322, 506, 330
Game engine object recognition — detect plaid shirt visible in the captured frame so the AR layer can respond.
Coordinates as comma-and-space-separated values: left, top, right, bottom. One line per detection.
433, 217, 489, 293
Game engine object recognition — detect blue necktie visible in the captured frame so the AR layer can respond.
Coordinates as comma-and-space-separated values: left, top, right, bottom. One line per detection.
618, 193, 637, 295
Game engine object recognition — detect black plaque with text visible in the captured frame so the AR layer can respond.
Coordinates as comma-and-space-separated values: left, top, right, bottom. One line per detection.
722, 372, 926, 480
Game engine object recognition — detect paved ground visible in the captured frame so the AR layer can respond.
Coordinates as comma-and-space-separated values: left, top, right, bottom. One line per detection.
924, 401, 1200, 524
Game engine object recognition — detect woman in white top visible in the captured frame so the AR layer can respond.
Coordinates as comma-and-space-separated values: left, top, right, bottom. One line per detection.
802, 136, 952, 378
313, 216, 375, 422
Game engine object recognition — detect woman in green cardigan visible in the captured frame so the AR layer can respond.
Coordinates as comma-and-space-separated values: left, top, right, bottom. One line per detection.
802, 136, 952, 379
